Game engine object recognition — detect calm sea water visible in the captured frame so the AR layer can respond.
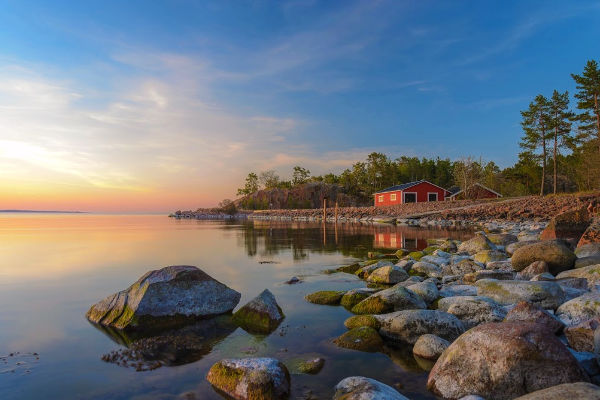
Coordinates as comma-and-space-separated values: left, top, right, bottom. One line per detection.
0, 214, 473, 400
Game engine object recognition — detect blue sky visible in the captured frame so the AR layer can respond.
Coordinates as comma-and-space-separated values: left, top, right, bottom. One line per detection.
1, 0, 599, 210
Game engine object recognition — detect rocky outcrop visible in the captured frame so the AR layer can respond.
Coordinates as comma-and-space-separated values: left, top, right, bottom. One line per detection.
232, 289, 284, 333
512, 382, 600, 400
475, 279, 566, 309
333, 376, 409, 400
86, 266, 241, 330
427, 322, 590, 400
413, 334, 449, 360
206, 357, 290, 400
377, 309, 465, 344
511, 241, 576, 275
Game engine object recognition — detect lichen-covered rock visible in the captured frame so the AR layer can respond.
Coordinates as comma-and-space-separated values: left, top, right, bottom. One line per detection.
206, 357, 290, 400
578, 219, 600, 248
512, 382, 600, 400
516, 261, 549, 280
420, 255, 450, 266
333, 326, 383, 352
475, 279, 566, 309
351, 285, 426, 314
304, 290, 345, 305
378, 309, 465, 344
458, 234, 495, 254
511, 241, 576, 275
473, 250, 507, 264
487, 233, 518, 246
337, 263, 361, 274
407, 280, 439, 304
290, 357, 325, 374
340, 288, 379, 309
447, 259, 484, 275
557, 264, 600, 289
427, 322, 590, 400
366, 265, 409, 284
577, 242, 600, 258
344, 314, 380, 330
576, 256, 600, 269
356, 260, 394, 279
86, 265, 241, 330
506, 240, 538, 256
413, 334, 449, 360
464, 270, 514, 283
556, 292, 600, 326
410, 261, 443, 278
439, 284, 478, 297
439, 239, 458, 253
486, 260, 514, 272
333, 376, 409, 400
232, 289, 284, 334
437, 296, 506, 329
564, 317, 600, 352
503, 301, 565, 333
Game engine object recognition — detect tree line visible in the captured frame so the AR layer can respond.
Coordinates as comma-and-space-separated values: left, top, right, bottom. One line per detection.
229, 59, 600, 209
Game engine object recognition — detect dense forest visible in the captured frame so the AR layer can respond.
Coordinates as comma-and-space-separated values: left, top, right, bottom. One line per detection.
233, 59, 600, 208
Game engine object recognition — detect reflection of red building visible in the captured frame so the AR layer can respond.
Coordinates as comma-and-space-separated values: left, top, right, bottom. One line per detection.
373, 180, 450, 207
374, 232, 427, 250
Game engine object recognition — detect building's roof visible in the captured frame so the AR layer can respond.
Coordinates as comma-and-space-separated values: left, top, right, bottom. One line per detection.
447, 182, 503, 198
373, 180, 450, 195
447, 186, 461, 195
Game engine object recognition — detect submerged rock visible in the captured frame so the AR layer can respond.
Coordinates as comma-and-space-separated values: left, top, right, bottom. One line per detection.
427, 322, 589, 400
232, 289, 284, 334
413, 334, 449, 360
378, 309, 465, 344
511, 240, 576, 275
475, 279, 566, 309
304, 290, 345, 305
294, 357, 325, 374
333, 376, 409, 400
86, 265, 241, 330
333, 326, 384, 352
206, 357, 290, 400
512, 382, 600, 400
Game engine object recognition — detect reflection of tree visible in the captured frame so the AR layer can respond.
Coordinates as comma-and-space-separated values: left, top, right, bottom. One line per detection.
230, 220, 473, 260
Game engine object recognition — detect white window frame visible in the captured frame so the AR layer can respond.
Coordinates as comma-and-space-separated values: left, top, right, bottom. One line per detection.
427, 192, 438, 202
403, 192, 418, 203
378, 195, 384, 203
390, 193, 397, 201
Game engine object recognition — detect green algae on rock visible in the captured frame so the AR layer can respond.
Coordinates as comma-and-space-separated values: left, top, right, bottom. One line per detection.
86, 265, 241, 330
344, 314, 381, 330
333, 326, 384, 352
305, 290, 346, 305
351, 285, 426, 314
340, 288, 379, 309
207, 357, 290, 400
232, 289, 285, 334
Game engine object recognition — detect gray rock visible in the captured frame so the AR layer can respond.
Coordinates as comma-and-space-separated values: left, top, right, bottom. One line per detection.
503, 300, 565, 333
413, 334, 449, 360
488, 233, 518, 246
576, 256, 600, 269
407, 280, 439, 304
440, 284, 478, 297
516, 261, 549, 280
486, 260, 514, 272
410, 261, 443, 278
86, 265, 241, 330
420, 255, 450, 266
530, 272, 555, 281
556, 292, 600, 326
458, 234, 495, 254
506, 240, 538, 256
333, 376, 408, 400
351, 285, 426, 314
377, 309, 465, 344
576, 243, 600, 258
557, 264, 600, 289
475, 279, 566, 309
356, 260, 394, 279
511, 240, 576, 275
568, 349, 600, 377
393, 276, 424, 287
466, 270, 514, 282
206, 357, 290, 400
427, 322, 590, 400
232, 289, 284, 333
395, 259, 414, 271
447, 259, 484, 275
366, 265, 409, 284
512, 382, 600, 400
437, 296, 507, 329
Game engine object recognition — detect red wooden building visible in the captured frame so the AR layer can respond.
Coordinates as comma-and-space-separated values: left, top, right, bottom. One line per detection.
447, 183, 502, 200
373, 180, 450, 207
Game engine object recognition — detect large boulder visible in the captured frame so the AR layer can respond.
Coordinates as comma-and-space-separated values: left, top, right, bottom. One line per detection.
377, 309, 465, 344
458, 234, 495, 254
556, 292, 600, 326
427, 322, 590, 400
511, 240, 576, 275
232, 289, 284, 333
206, 357, 290, 400
333, 376, 409, 400
351, 285, 426, 314
437, 296, 506, 329
367, 265, 409, 284
578, 219, 600, 248
503, 301, 565, 333
407, 280, 439, 304
413, 334, 449, 360
475, 279, 566, 309
512, 382, 600, 400
86, 265, 241, 330
557, 264, 600, 289
540, 207, 590, 242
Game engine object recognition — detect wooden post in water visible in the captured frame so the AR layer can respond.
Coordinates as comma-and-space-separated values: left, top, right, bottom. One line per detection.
334, 201, 339, 223
323, 197, 327, 221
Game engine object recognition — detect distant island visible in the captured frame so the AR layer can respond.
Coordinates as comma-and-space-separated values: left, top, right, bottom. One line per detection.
0, 210, 87, 213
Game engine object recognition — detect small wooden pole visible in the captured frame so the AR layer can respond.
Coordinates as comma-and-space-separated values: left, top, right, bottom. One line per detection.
323, 198, 327, 221
334, 201, 339, 223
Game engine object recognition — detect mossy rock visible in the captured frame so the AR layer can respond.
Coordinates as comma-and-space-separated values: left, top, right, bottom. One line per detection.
340, 291, 372, 309
408, 251, 425, 261
287, 357, 325, 374
304, 290, 345, 305
344, 315, 381, 330
351, 295, 390, 314
422, 246, 439, 255
395, 249, 408, 257
337, 263, 360, 274
232, 289, 285, 334
333, 326, 383, 352
361, 259, 379, 267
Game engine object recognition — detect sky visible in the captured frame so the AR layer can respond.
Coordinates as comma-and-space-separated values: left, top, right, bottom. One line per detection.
1, 0, 599, 212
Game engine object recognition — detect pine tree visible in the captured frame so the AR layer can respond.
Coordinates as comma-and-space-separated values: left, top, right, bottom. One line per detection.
572, 60, 600, 151
548, 90, 573, 194
520, 95, 551, 195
